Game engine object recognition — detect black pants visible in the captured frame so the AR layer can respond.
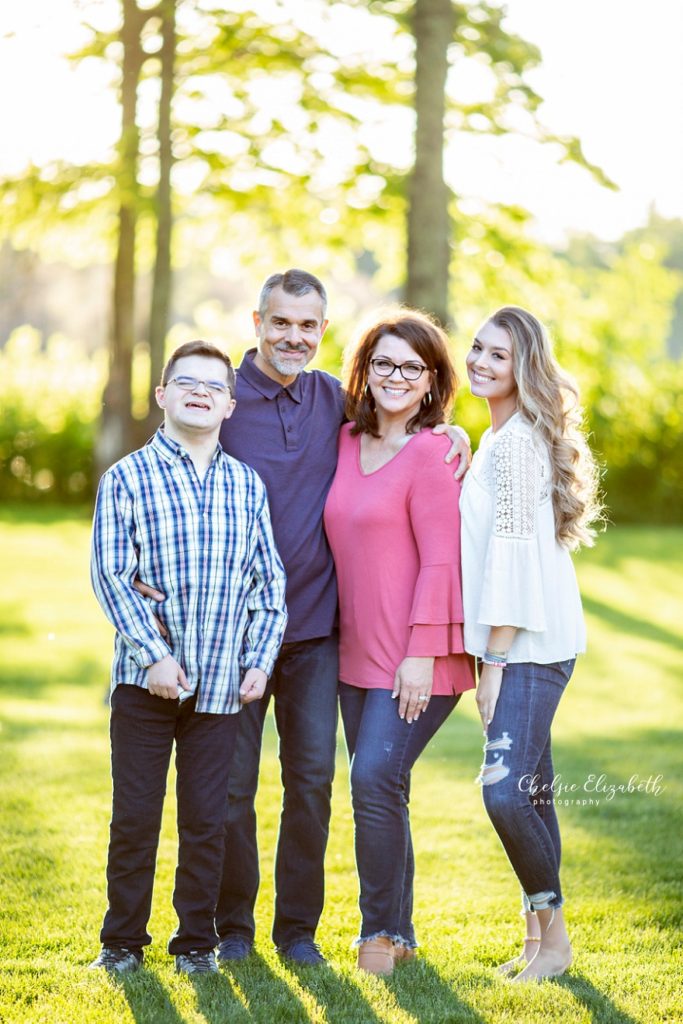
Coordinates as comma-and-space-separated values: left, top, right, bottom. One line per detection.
215, 634, 339, 948
100, 685, 239, 955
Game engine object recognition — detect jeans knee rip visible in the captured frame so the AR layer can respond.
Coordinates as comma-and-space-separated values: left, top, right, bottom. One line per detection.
476, 731, 512, 785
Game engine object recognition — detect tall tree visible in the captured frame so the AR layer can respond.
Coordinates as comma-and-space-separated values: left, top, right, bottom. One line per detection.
96, 0, 146, 474
144, 0, 176, 438
406, 0, 454, 326
345, 0, 614, 324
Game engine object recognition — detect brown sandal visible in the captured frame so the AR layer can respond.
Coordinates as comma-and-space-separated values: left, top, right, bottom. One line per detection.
393, 943, 417, 963
357, 937, 395, 975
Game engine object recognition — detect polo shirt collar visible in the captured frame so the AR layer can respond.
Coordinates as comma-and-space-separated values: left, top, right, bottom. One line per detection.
239, 348, 304, 404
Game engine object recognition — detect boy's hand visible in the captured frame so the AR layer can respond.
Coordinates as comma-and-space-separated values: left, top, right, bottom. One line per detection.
147, 654, 191, 700
240, 668, 268, 704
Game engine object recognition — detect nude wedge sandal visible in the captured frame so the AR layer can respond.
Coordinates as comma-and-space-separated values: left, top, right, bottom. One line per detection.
357, 937, 394, 975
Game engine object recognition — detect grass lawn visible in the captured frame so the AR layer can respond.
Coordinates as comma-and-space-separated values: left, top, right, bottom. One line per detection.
1, 506, 681, 1024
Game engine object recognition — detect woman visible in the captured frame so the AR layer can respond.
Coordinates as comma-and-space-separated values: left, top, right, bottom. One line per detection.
460, 306, 602, 981
324, 310, 475, 975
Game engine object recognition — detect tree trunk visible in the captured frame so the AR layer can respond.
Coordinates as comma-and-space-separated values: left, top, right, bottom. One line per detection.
406, 0, 454, 328
95, 0, 144, 477
143, 0, 176, 441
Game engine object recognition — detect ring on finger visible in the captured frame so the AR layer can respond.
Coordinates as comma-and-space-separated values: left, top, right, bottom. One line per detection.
417, 695, 428, 702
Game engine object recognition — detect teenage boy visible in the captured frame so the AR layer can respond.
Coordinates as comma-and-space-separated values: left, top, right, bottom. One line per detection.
89, 340, 287, 975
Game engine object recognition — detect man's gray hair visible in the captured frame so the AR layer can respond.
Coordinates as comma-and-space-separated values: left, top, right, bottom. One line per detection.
258, 268, 328, 320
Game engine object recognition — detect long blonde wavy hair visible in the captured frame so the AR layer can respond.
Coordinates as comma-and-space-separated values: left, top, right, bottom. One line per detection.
487, 306, 603, 550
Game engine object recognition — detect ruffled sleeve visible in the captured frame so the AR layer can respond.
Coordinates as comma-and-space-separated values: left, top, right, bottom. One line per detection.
407, 564, 466, 655
477, 429, 546, 631
404, 438, 467, 657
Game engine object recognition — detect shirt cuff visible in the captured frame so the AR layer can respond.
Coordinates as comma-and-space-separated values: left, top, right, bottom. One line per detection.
241, 648, 278, 678
130, 636, 173, 669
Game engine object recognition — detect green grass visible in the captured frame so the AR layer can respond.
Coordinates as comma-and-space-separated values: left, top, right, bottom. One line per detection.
1, 506, 682, 1023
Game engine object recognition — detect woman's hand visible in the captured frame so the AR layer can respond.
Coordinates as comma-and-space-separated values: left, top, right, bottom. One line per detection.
392, 657, 435, 723
476, 663, 504, 733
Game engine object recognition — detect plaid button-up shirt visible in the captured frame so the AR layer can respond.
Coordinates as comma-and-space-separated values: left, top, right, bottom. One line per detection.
91, 429, 287, 714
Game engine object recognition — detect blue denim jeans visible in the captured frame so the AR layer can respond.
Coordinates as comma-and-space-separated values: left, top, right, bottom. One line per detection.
479, 659, 575, 911
215, 634, 339, 948
101, 685, 239, 954
339, 684, 458, 947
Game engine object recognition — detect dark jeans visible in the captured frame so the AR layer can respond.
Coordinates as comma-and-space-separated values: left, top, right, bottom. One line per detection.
339, 684, 458, 947
480, 659, 575, 911
101, 685, 239, 955
215, 634, 339, 947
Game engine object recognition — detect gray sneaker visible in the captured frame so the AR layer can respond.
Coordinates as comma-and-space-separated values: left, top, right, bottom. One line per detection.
175, 950, 218, 975
89, 946, 142, 974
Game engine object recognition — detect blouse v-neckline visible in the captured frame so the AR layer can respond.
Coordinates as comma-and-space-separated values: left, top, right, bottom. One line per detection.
356, 430, 419, 477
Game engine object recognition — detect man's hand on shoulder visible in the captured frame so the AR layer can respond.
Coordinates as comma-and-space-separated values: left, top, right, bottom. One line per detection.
432, 423, 472, 480
240, 668, 268, 704
147, 655, 191, 700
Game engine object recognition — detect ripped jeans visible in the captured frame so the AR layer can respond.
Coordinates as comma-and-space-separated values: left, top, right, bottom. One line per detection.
339, 684, 458, 947
478, 660, 575, 912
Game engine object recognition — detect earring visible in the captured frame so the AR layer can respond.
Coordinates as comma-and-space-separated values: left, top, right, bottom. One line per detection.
422, 391, 433, 407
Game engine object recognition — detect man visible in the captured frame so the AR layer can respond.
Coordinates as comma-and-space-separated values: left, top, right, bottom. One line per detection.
137, 270, 469, 965
89, 341, 287, 975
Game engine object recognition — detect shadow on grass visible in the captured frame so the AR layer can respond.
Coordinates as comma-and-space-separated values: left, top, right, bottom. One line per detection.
574, 526, 683, 572
557, 971, 642, 1024
221, 952, 325, 1022
278, 958, 384, 1024
549, 730, 683, 930
189, 970, 253, 1023
420, 718, 682, 933
582, 594, 683, 651
389, 957, 489, 1023
119, 969, 187, 1024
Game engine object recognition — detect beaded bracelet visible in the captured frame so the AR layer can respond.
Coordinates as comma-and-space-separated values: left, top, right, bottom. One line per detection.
483, 648, 508, 668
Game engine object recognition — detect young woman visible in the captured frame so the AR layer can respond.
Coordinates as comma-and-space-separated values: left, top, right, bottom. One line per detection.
324, 310, 475, 976
460, 306, 601, 981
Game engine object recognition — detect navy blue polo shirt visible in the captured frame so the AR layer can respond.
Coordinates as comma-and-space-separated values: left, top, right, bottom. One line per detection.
220, 349, 346, 643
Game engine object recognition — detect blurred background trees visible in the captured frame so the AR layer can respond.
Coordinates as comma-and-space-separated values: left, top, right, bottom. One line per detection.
0, 0, 681, 522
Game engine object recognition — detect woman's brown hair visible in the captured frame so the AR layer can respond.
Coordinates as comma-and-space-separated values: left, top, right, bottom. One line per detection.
344, 308, 458, 436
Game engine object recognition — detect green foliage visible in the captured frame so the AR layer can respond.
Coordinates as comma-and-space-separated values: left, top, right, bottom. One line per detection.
3, 216, 682, 522
0, 329, 103, 503
1, 514, 681, 1022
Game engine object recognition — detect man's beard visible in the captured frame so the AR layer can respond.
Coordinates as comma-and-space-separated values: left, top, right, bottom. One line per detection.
270, 347, 307, 378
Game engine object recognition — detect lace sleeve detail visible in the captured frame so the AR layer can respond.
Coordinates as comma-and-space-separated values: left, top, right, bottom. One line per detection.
491, 431, 539, 539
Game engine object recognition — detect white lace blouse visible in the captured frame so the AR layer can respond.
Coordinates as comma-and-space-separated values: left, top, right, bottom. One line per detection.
460, 412, 586, 663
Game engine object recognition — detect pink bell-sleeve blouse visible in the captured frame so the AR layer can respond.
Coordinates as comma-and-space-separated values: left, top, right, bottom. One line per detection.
324, 423, 475, 696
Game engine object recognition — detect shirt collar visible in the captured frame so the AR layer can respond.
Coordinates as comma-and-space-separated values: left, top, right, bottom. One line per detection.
238, 348, 304, 404
150, 426, 223, 465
